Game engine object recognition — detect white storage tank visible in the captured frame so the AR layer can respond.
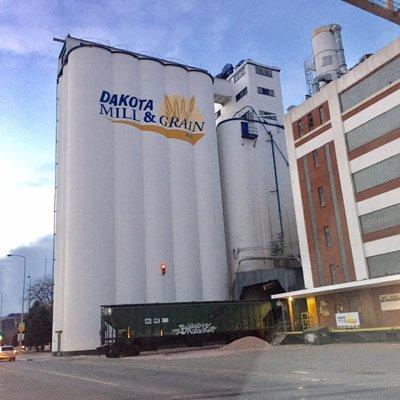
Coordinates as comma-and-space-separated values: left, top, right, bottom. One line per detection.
53, 37, 228, 353
217, 119, 299, 294
312, 24, 347, 90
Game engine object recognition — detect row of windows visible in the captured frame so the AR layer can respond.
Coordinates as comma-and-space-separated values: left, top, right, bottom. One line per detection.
239, 110, 278, 122
352, 153, 400, 193
235, 87, 248, 102
297, 106, 327, 137
231, 65, 273, 83
235, 86, 275, 103
346, 104, 400, 152
233, 66, 245, 82
255, 66, 273, 77
215, 109, 275, 120
259, 110, 277, 121
359, 203, 400, 235
257, 86, 275, 97
340, 56, 400, 112
236, 109, 278, 123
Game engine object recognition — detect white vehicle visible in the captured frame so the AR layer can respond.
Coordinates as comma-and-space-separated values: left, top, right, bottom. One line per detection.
0, 346, 16, 362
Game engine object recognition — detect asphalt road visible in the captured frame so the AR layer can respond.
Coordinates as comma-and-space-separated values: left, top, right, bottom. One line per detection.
1, 343, 400, 399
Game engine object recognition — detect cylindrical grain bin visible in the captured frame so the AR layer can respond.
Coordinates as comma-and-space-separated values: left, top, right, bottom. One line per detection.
312, 24, 347, 88
53, 37, 228, 353
217, 119, 298, 293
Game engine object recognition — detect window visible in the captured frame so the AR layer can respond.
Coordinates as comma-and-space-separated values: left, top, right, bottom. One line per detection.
257, 86, 275, 97
255, 66, 273, 77
235, 87, 248, 102
348, 296, 361, 314
318, 186, 326, 207
318, 300, 330, 316
297, 120, 304, 137
312, 150, 319, 168
335, 305, 344, 314
215, 110, 221, 119
330, 264, 339, 284
319, 106, 326, 124
233, 66, 245, 82
259, 110, 277, 121
322, 55, 333, 66
307, 113, 314, 130
323, 226, 332, 247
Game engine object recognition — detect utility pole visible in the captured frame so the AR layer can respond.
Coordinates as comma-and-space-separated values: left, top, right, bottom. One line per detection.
27, 275, 32, 311
7, 254, 27, 348
44, 257, 51, 279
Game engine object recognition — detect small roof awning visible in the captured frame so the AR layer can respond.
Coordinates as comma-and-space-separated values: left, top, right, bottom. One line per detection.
271, 274, 400, 300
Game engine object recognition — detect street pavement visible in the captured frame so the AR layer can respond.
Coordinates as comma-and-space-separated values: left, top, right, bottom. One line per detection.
1, 343, 400, 399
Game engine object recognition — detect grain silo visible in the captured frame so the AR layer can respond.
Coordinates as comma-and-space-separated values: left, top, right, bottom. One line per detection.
53, 36, 228, 353
214, 60, 301, 299
217, 118, 300, 298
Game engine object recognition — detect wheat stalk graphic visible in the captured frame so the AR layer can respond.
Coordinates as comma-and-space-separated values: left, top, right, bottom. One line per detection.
163, 95, 196, 121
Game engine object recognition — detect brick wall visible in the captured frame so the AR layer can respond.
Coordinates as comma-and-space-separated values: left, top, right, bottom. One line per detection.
297, 141, 355, 287
315, 285, 400, 328
292, 101, 330, 141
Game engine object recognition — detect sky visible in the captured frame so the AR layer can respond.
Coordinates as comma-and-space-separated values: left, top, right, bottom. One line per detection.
0, 0, 398, 314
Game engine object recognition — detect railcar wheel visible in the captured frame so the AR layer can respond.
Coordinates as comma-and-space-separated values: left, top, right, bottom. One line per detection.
124, 344, 141, 357
106, 345, 121, 358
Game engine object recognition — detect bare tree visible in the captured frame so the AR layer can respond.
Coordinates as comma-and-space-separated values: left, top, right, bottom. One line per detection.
27, 276, 53, 306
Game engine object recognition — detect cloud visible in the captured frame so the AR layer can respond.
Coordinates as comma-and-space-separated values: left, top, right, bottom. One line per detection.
0, 235, 53, 316
0, 154, 54, 257
0, 0, 60, 56
0, 185, 53, 257
0, 0, 218, 66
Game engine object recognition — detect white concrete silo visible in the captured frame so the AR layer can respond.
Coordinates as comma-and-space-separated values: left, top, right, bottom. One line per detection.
217, 119, 299, 296
53, 37, 228, 353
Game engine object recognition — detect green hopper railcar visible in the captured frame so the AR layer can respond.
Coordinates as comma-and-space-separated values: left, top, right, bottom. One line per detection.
98, 300, 273, 358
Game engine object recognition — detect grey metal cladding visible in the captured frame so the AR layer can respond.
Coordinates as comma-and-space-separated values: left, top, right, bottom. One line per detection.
367, 250, 400, 278
340, 56, 400, 112
346, 104, 400, 152
360, 203, 400, 234
353, 153, 400, 193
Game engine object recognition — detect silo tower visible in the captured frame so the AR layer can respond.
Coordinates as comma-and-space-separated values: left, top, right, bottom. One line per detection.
311, 24, 348, 92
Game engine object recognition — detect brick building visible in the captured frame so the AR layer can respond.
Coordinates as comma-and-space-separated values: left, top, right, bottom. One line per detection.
273, 36, 400, 331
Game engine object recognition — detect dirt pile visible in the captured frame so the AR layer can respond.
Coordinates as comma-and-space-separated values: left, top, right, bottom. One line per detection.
222, 336, 272, 351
